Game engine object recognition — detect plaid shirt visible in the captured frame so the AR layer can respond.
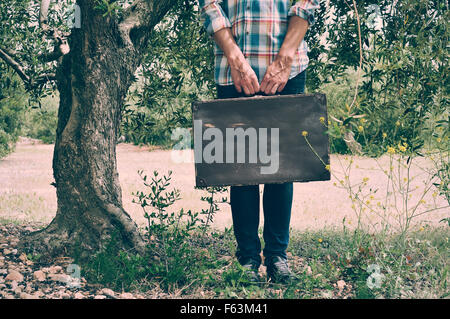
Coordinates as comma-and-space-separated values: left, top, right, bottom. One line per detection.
199, 0, 320, 86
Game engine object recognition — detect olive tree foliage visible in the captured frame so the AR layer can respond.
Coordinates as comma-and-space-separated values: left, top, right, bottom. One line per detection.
305, 0, 448, 156
122, 0, 215, 146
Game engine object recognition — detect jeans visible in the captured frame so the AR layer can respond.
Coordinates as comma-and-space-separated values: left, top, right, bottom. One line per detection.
216, 70, 306, 266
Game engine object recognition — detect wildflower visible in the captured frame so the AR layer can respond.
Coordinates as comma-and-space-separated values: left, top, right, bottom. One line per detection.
432, 192, 438, 198
370, 195, 374, 200
325, 164, 330, 171
328, 120, 331, 125
302, 130, 308, 137
366, 200, 371, 205
419, 226, 424, 232
419, 199, 426, 204
362, 177, 369, 183
382, 132, 387, 139
436, 137, 441, 143
395, 121, 401, 126
398, 143, 407, 152
358, 125, 364, 132
387, 146, 395, 154
318, 238, 323, 243
319, 117, 325, 124
403, 177, 408, 182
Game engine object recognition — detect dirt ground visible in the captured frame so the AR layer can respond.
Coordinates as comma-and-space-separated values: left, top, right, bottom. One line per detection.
0, 138, 448, 231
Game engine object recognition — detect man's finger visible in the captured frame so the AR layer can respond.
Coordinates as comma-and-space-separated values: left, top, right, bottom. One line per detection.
270, 83, 279, 95
260, 72, 271, 92
277, 82, 287, 93
251, 75, 260, 93
234, 83, 242, 93
264, 81, 276, 95
242, 83, 252, 96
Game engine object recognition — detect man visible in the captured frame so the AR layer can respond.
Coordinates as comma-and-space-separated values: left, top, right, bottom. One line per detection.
199, 0, 319, 283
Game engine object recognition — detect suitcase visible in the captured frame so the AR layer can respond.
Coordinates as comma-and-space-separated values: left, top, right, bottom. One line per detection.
192, 93, 330, 187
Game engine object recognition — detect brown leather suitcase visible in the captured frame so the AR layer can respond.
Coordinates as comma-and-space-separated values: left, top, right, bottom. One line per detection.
192, 93, 330, 187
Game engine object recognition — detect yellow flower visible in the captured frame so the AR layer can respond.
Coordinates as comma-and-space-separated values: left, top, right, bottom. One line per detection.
432, 192, 438, 198
370, 195, 374, 200
398, 144, 407, 152
325, 164, 330, 171
382, 132, 387, 138
358, 125, 364, 132
320, 117, 325, 124
396, 121, 401, 126
318, 238, 323, 243
419, 226, 424, 232
403, 177, 408, 182
366, 200, 371, 205
302, 130, 308, 137
436, 137, 441, 143
387, 146, 396, 154
419, 199, 426, 204
363, 177, 369, 182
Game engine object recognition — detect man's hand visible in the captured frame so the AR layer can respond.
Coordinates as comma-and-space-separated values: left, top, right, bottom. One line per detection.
261, 16, 309, 95
228, 54, 260, 95
213, 28, 259, 95
260, 55, 293, 95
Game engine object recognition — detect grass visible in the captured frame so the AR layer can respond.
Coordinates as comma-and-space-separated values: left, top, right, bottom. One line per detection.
74, 225, 449, 299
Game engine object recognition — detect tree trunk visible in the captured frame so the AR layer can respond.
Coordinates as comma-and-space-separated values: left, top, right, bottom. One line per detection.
20, 0, 176, 261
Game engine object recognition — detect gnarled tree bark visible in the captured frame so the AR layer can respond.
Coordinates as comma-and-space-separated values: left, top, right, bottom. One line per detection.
20, 0, 178, 261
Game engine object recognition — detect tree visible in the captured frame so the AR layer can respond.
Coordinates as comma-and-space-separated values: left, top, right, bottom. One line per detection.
0, 0, 178, 260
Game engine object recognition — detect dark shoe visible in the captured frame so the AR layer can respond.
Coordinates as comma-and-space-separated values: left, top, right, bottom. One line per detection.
241, 259, 260, 284
265, 256, 296, 284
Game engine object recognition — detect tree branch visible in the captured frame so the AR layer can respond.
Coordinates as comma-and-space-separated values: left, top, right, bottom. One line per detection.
0, 46, 31, 85
119, 0, 178, 52
39, 0, 51, 32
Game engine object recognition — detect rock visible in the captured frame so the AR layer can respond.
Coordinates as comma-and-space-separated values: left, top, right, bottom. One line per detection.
19, 292, 35, 299
47, 273, 71, 284
337, 280, 346, 291
94, 295, 107, 300
74, 292, 85, 299
304, 265, 312, 276
60, 292, 71, 299
320, 290, 333, 299
33, 270, 46, 282
100, 288, 115, 298
33, 291, 44, 299
48, 266, 62, 274
10, 280, 18, 291
5, 269, 24, 282
119, 293, 134, 299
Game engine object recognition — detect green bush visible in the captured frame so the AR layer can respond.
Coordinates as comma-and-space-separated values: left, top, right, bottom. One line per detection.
0, 69, 27, 158
22, 94, 58, 144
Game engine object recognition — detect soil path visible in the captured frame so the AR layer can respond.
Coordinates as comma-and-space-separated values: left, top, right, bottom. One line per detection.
0, 138, 447, 231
